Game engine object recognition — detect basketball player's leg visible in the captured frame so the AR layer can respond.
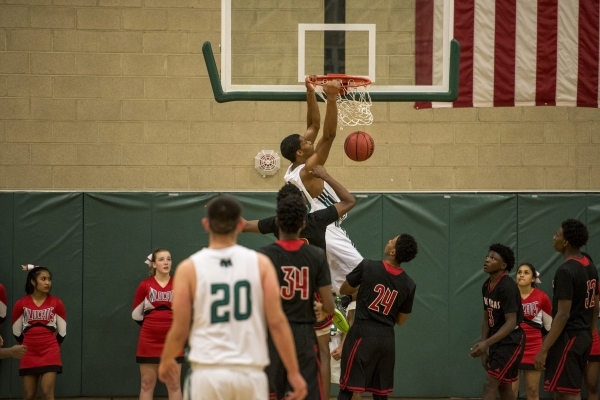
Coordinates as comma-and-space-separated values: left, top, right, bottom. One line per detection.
139, 363, 158, 400
522, 369, 541, 400
315, 327, 331, 400
39, 371, 57, 400
511, 372, 520, 399
187, 367, 268, 400
165, 362, 183, 400
544, 330, 591, 400
22, 374, 39, 400
585, 361, 600, 400
325, 226, 362, 293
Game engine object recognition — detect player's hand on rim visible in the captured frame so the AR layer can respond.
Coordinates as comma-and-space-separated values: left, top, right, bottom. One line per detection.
305, 75, 317, 92
323, 80, 341, 97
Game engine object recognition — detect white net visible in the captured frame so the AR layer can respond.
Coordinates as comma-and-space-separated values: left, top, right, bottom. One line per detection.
315, 84, 373, 129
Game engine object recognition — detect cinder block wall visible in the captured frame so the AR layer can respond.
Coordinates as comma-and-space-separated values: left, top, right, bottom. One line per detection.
0, 1, 599, 191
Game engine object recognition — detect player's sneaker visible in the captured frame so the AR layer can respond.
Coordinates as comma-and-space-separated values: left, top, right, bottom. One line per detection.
332, 308, 349, 333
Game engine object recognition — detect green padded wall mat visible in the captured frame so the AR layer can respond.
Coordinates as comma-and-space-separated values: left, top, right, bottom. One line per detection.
448, 194, 517, 397
383, 194, 450, 397
82, 193, 153, 395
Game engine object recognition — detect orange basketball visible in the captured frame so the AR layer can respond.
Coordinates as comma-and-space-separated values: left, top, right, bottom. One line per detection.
344, 131, 374, 162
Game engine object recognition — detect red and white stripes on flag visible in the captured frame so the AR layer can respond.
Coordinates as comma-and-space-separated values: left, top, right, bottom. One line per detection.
415, 0, 600, 108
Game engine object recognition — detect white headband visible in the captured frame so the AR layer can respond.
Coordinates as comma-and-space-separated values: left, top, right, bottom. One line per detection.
144, 254, 152, 266
21, 264, 39, 271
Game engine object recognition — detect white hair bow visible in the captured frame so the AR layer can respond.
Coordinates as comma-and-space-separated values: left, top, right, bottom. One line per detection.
144, 254, 152, 266
21, 264, 38, 271
535, 271, 541, 284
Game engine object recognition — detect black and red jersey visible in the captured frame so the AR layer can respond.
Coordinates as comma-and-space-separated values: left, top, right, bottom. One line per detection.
552, 255, 599, 331
482, 273, 523, 335
348, 259, 416, 327
257, 206, 339, 251
0, 283, 6, 324
258, 240, 331, 324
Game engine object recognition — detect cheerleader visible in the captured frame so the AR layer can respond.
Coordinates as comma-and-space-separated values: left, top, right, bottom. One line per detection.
132, 249, 182, 400
511, 263, 552, 400
0, 282, 6, 325
12, 266, 66, 400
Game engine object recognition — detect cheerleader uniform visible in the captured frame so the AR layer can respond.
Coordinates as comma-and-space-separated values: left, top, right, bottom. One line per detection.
519, 287, 552, 368
12, 294, 66, 376
132, 276, 183, 363
589, 279, 600, 362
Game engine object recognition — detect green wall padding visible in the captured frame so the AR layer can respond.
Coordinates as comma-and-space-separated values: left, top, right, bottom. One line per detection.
383, 194, 450, 397
9, 193, 83, 397
448, 194, 517, 396
82, 193, 153, 396
0, 191, 599, 398
0, 193, 14, 398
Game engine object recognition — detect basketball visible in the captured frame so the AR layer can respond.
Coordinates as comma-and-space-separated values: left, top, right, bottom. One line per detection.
344, 131, 374, 162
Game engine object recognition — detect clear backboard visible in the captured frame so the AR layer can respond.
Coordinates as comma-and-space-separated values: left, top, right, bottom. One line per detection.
203, 0, 459, 102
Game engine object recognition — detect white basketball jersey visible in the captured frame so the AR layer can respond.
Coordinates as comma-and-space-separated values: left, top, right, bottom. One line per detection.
187, 245, 269, 368
284, 164, 345, 223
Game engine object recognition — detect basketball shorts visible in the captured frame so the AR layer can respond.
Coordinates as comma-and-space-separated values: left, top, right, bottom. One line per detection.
339, 322, 395, 396
185, 364, 268, 400
544, 329, 592, 394
266, 323, 321, 400
325, 225, 363, 293
487, 329, 525, 384
589, 329, 600, 362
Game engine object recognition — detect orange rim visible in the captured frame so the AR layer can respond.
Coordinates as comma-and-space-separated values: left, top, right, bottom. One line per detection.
312, 74, 371, 95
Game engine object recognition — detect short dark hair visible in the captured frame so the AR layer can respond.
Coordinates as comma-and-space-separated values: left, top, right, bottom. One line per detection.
395, 234, 418, 264
280, 134, 301, 163
517, 262, 537, 288
562, 219, 589, 248
276, 192, 306, 234
25, 267, 52, 295
206, 196, 242, 234
489, 243, 515, 272
277, 183, 303, 203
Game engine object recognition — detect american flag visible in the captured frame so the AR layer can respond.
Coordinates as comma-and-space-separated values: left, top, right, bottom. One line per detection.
415, 0, 600, 109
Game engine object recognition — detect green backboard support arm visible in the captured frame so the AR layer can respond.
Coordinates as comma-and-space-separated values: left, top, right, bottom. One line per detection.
202, 40, 460, 103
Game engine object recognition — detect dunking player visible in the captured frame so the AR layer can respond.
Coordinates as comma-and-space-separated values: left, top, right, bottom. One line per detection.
243, 165, 355, 398
257, 188, 335, 400
158, 197, 306, 400
470, 244, 524, 400
337, 234, 418, 400
280, 77, 363, 295
534, 219, 599, 399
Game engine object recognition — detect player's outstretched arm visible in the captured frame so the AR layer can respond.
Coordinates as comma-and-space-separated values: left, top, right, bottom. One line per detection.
159, 259, 195, 387
258, 253, 307, 400
535, 299, 571, 370
309, 165, 356, 217
240, 218, 260, 233
304, 75, 320, 145
305, 80, 340, 172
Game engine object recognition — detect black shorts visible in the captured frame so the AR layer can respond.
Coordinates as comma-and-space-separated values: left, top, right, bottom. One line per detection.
487, 329, 525, 384
339, 322, 395, 396
266, 323, 321, 400
544, 329, 592, 394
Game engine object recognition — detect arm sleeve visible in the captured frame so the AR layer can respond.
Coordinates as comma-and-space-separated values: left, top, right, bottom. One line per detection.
12, 300, 24, 343
541, 291, 553, 331
315, 250, 332, 288
55, 299, 67, 344
257, 216, 277, 235
0, 284, 6, 324
398, 282, 416, 314
132, 281, 146, 325
311, 206, 339, 229
346, 260, 365, 288
554, 267, 574, 300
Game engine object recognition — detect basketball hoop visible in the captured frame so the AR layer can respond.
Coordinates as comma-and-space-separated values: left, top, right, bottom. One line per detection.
313, 74, 373, 129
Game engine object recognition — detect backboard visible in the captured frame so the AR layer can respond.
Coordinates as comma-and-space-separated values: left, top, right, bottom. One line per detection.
203, 0, 459, 102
